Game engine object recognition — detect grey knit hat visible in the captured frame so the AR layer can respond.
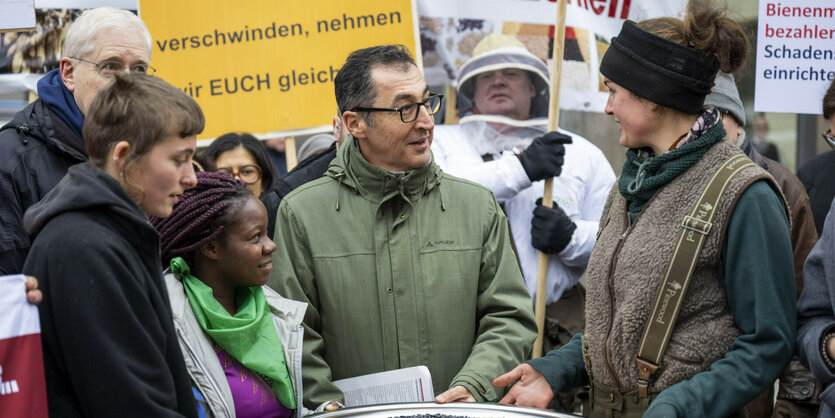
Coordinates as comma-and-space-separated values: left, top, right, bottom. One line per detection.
704, 72, 745, 127
297, 133, 335, 162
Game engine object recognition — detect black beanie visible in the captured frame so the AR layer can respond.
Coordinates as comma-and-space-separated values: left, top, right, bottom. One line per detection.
600, 20, 718, 114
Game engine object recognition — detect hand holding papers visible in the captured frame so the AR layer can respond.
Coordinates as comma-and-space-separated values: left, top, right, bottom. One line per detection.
332, 366, 433, 407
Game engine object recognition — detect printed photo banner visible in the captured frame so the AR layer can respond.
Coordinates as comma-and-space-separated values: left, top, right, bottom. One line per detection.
139, 0, 420, 141
1, 9, 78, 75
754, 0, 835, 115
0, 9, 84, 94
418, 0, 686, 113
0, 0, 135, 94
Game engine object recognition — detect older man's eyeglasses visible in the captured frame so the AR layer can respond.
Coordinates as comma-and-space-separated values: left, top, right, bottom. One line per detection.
70, 57, 156, 77
823, 129, 835, 149
217, 164, 262, 184
351, 94, 444, 123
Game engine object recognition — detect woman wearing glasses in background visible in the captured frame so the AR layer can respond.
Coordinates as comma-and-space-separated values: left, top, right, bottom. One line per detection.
797, 78, 835, 236
208, 133, 282, 239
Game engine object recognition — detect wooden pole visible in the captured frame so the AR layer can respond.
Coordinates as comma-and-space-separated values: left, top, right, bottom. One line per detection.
532, 0, 568, 359
284, 136, 297, 171
444, 84, 458, 125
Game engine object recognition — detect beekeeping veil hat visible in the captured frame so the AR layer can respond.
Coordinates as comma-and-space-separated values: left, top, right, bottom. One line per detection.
456, 34, 550, 123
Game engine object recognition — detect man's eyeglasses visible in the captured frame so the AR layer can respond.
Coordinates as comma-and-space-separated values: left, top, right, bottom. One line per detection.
823, 129, 835, 149
351, 94, 444, 123
70, 57, 156, 77
217, 164, 262, 184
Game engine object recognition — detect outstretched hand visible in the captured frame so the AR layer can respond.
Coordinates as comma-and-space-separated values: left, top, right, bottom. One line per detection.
493, 363, 553, 408
324, 401, 341, 411
435, 385, 476, 403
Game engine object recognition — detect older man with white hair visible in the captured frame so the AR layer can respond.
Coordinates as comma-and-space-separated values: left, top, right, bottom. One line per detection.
0, 7, 154, 274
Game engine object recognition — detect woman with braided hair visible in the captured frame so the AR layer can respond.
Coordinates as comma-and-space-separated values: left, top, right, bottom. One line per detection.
152, 171, 336, 418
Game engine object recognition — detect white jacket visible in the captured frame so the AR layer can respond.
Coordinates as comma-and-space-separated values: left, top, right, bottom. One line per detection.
165, 271, 321, 417
432, 122, 615, 304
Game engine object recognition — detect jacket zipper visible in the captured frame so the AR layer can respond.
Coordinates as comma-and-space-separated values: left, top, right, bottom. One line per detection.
602, 207, 632, 387
293, 325, 304, 418
176, 327, 233, 417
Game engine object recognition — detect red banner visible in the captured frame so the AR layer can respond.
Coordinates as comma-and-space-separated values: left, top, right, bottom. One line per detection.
0, 275, 47, 417
0, 334, 48, 417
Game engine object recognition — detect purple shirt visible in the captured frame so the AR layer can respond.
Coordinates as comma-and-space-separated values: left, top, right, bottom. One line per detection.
214, 343, 293, 418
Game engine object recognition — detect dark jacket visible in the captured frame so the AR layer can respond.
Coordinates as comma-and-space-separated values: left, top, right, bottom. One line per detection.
263, 143, 336, 238
797, 198, 835, 416
261, 189, 281, 240
797, 150, 835, 236
0, 99, 87, 274
23, 163, 198, 418
745, 139, 819, 296
761, 156, 818, 297
275, 142, 337, 207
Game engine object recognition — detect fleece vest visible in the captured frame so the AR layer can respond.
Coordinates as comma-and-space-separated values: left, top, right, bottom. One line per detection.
584, 140, 781, 391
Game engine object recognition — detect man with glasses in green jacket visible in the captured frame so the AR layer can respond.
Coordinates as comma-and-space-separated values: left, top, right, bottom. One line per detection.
268, 44, 537, 410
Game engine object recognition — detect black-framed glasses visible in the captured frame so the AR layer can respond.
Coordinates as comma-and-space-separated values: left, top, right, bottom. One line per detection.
70, 57, 156, 77
351, 93, 444, 123
217, 164, 262, 184
823, 129, 835, 149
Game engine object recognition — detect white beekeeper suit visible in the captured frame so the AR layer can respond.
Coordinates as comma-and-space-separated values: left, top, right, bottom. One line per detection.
432, 35, 615, 305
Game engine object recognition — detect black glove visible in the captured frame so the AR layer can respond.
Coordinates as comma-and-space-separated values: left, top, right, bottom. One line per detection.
517, 131, 572, 182
532, 198, 576, 254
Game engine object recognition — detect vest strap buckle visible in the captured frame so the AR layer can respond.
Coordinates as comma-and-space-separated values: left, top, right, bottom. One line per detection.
681, 215, 712, 235
635, 358, 659, 398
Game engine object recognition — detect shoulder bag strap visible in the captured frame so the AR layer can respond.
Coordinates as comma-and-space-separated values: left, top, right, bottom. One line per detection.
635, 153, 755, 398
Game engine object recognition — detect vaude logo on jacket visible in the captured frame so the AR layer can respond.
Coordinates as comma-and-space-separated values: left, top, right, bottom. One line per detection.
425, 240, 456, 248
0, 365, 19, 395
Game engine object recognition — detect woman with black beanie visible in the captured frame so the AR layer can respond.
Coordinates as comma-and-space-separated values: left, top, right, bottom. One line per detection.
494, 2, 796, 417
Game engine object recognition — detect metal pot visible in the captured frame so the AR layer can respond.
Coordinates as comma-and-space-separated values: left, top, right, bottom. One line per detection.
312, 402, 579, 417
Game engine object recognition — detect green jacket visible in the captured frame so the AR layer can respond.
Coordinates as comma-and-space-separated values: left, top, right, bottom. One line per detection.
268, 136, 537, 409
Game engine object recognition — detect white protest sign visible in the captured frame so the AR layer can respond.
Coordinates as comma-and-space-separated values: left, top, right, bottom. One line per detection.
754, 0, 835, 114
418, 0, 686, 113
0, 0, 35, 32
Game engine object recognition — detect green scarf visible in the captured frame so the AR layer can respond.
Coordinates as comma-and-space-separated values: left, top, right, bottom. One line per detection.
618, 111, 725, 215
171, 257, 296, 409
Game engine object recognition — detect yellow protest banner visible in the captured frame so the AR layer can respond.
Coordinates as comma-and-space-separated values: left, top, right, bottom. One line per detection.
138, 0, 419, 142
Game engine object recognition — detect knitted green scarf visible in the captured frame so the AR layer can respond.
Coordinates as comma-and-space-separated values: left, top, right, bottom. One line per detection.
171, 257, 296, 409
618, 111, 725, 215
